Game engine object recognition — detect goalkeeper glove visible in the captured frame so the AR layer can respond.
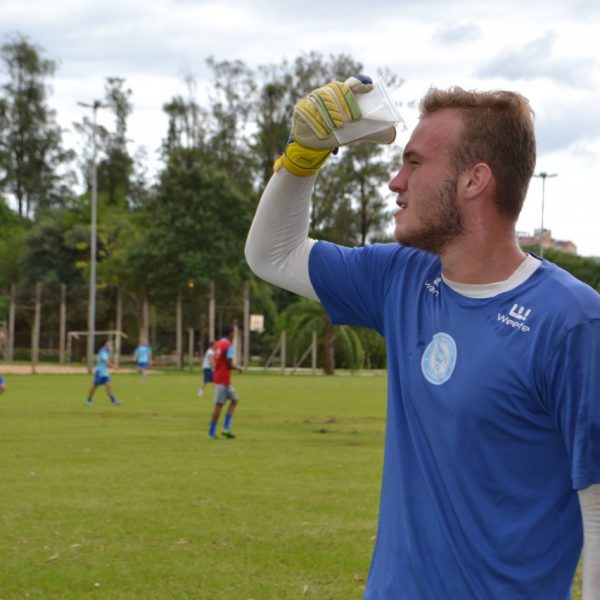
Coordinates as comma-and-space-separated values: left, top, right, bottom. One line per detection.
274, 74, 396, 177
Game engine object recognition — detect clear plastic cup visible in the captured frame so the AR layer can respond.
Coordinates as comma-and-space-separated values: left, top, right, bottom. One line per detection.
333, 77, 402, 144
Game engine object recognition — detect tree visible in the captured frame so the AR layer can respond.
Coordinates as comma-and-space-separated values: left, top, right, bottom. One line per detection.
18, 210, 89, 286
97, 77, 134, 208
278, 298, 365, 375
131, 148, 253, 297
251, 77, 290, 188
204, 57, 257, 191
524, 247, 600, 292
162, 92, 205, 155
74, 77, 137, 210
0, 196, 26, 287
0, 194, 19, 228
0, 33, 74, 217
338, 142, 401, 244
161, 62, 259, 201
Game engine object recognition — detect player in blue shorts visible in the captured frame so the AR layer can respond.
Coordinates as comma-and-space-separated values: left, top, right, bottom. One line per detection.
86, 339, 122, 406
133, 338, 152, 381
197, 341, 215, 397
246, 77, 600, 599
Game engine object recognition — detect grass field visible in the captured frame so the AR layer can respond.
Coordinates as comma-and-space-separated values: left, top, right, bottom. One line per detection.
0, 371, 582, 599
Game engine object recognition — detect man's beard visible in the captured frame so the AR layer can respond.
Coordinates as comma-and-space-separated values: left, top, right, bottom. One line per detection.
395, 176, 465, 254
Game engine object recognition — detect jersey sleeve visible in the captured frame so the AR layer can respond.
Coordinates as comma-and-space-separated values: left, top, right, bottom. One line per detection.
308, 241, 405, 334
545, 318, 600, 490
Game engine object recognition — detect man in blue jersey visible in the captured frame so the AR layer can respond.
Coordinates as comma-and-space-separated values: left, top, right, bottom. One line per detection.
245, 76, 600, 599
86, 339, 122, 406
133, 337, 152, 381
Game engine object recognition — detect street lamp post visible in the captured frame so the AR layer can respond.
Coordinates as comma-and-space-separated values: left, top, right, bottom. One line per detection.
78, 100, 107, 373
533, 171, 558, 258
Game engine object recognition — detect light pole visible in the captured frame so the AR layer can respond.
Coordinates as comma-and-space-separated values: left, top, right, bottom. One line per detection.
533, 171, 558, 258
78, 100, 107, 372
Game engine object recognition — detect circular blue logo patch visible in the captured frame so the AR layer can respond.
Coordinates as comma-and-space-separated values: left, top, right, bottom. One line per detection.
421, 332, 457, 385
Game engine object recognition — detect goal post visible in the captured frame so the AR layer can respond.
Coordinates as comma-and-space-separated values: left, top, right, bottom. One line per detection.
66, 330, 128, 365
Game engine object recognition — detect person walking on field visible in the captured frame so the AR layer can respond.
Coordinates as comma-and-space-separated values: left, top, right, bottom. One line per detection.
133, 337, 152, 381
245, 75, 600, 599
208, 326, 242, 439
197, 341, 215, 398
86, 339, 122, 406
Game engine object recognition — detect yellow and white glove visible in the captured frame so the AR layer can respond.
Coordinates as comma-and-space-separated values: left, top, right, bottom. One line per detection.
274, 74, 396, 177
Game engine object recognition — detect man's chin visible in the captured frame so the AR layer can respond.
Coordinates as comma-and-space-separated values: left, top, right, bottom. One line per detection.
394, 229, 419, 248
394, 227, 409, 245
394, 230, 444, 255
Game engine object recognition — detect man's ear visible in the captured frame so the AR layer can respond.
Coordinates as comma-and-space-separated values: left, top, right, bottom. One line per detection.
461, 162, 493, 199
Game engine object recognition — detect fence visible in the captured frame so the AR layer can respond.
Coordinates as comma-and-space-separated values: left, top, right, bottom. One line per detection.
0, 281, 257, 373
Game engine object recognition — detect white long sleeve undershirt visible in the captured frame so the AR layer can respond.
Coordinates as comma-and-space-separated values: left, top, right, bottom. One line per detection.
245, 170, 318, 300
244, 170, 600, 597
580, 484, 600, 600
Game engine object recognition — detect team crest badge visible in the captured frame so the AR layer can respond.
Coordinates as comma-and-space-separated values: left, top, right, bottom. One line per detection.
421, 332, 457, 385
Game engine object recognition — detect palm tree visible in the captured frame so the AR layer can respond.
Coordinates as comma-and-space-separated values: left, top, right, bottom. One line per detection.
277, 298, 364, 375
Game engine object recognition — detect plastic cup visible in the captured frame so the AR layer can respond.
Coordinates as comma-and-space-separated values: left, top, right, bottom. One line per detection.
333, 77, 402, 144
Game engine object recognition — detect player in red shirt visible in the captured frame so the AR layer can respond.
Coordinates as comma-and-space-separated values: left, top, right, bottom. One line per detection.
208, 325, 243, 439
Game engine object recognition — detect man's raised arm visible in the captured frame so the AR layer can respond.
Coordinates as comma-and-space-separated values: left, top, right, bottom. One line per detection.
244, 170, 319, 300
245, 75, 396, 300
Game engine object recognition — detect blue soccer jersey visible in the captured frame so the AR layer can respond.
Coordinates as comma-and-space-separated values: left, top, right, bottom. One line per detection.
135, 344, 151, 364
96, 347, 111, 377
309, 241, 600, 599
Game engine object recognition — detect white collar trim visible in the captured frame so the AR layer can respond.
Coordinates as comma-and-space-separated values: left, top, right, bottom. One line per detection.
442, 255, 542, 298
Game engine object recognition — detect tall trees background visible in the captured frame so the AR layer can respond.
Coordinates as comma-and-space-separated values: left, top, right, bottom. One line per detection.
0, 35, 403, 370
1, 34, 598, 371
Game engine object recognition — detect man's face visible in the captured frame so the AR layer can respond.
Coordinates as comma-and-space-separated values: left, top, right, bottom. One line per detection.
389, 109, 465, 254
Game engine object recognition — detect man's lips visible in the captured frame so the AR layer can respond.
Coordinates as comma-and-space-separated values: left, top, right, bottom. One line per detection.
395, 199, 407, 215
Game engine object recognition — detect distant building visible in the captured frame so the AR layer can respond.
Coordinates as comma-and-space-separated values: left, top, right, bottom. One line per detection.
517, 228, 577, 255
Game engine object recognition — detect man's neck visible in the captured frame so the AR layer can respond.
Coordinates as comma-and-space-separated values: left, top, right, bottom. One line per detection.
439, 236, 527, 285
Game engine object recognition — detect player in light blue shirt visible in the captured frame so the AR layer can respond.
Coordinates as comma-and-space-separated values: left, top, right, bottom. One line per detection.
245, 79, 600, 598
86, 339, 121, 406
133, 338, 152, 381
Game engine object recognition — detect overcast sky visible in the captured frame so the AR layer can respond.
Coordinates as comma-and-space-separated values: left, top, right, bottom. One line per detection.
2, 0, 600, 256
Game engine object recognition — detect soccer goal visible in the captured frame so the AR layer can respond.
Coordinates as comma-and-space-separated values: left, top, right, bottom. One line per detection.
66, 330, 128, 365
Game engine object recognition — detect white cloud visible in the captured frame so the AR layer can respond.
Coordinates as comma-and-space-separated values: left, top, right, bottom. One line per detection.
479, 31, 600, 88
432, 22, 481, 45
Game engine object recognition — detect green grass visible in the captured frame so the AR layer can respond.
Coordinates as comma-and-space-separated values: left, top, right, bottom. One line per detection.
0, 372, 582, 599
0, 372, 386, 599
